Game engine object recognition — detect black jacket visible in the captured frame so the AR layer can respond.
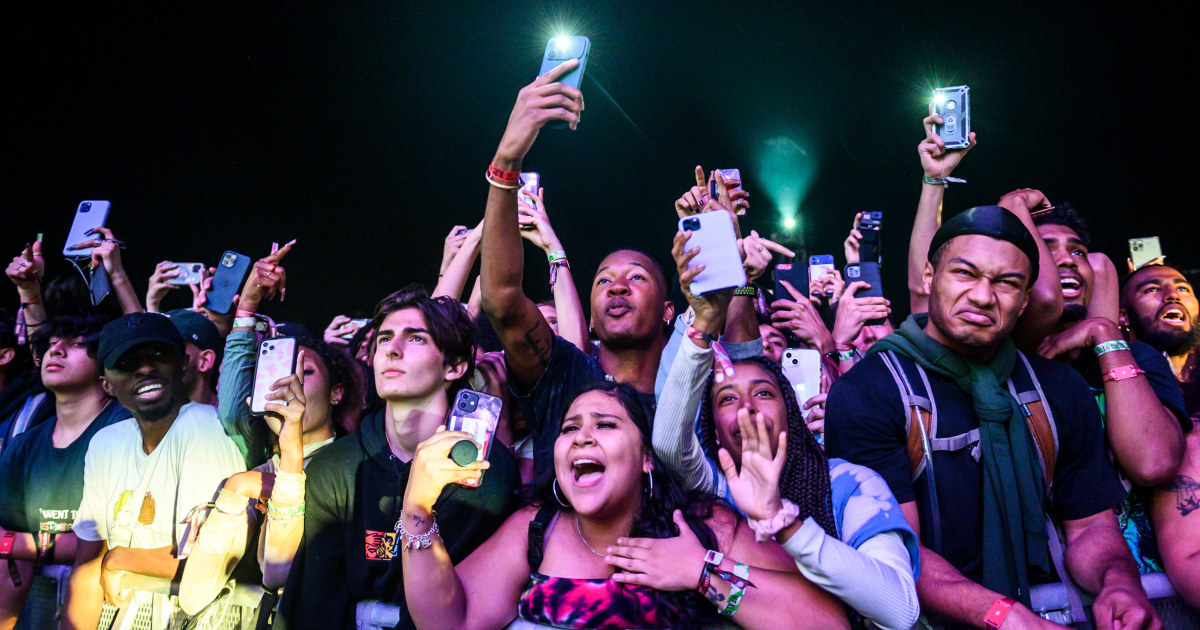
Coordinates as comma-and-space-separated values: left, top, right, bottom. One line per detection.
273, 408, 519, 629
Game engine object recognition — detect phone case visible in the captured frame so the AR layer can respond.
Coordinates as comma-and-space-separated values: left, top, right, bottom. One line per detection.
539, 36, 590, 129
781, 348, 822, 414
679, 212, 747, 295
63, 200, 111, 257
933, 85, 970, 150
1128, 237, 1163, 270
774, 262, 807, 303
809, 255, 835, 297
204, 251, 251, 315
519, 172, 540, 206
846, 263, 887, 325
250, 337, 297, 416
447, 389, 503, 487
166, 263, 205, 285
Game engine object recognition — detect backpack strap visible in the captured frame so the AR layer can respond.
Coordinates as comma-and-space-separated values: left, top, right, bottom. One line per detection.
526, 503, 558, 573
1007, 351, 1059, 491
881, 351, 945, 554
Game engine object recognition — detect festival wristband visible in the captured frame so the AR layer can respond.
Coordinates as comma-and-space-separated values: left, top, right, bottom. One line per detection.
984, 597, 1016, 629
1102, 364, 1145, 383
0, 531, 14, 558
1093, 339, 1130, 357
733, 285, 757, 297
686, 325, 719, 344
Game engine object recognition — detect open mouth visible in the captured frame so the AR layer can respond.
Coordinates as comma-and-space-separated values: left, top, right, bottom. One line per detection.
1160, 306, 1189, 326
134, 381, 166, 400
1059, 276, 1083, 299
605, 298, 633, 318
571, 458, 606, 487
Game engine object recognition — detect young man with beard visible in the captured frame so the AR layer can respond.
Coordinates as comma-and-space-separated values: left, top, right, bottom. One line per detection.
273, 286, 518, 630
1032, 209, 1189, 581
63, 313, 244, 629
827, 206, 1158, 629
479, 62, 675, 481
1121, 264, 1200, 606
0, 314, 128, 629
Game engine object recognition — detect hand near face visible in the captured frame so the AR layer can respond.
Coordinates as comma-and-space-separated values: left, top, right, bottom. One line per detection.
718, 407, 787, 521
607, 509, 708, 591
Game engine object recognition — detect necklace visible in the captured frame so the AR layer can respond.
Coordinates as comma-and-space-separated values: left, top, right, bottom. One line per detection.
575, 514, 607, 558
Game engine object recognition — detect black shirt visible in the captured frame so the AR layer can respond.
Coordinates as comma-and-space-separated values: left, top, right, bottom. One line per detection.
273, 408, 520, 630
1070, 340, 1191, 434
511, 336, 656, 481
825, 351, 1125, 585
0, 399, 129, 534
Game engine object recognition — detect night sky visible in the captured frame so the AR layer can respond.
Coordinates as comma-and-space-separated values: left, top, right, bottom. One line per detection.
8, 2, 1197, 327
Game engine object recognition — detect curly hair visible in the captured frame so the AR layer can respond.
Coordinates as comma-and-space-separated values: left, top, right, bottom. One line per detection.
296, 336, 359, 437
532, 380, 725, 629
697, 356, 838, 538
1030, 202, 1090, 248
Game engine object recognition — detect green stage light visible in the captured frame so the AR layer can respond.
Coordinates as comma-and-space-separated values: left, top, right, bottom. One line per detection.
782, 216, 797, 230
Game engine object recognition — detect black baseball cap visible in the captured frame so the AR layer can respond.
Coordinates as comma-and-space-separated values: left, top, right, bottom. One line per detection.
165, 309, 221, 353
928, 205, 1041, 284
98, 312, 186, 371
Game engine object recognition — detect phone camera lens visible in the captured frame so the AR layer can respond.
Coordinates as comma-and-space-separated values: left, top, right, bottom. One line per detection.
80, 202, 92, 213
946, 100, 957, 110
458, 402, 468, 410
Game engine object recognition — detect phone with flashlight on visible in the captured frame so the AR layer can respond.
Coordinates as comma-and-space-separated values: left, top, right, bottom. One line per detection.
539, 36, 590, 129
932, 85, 970, 149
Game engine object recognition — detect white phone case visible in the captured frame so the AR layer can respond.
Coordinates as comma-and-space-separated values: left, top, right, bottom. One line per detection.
679, 212, 747, 295
63, 200, 111, 257
781, 348, 822, 414
166, 263, 205, 285
250, 337, 297, 416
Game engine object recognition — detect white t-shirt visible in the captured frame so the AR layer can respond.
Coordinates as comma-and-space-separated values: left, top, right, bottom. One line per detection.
73, 402, 246, 550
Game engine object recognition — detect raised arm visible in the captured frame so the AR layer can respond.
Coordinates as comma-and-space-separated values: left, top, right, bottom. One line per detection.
433, 221, 483, 302
73, 226, 143, 314
6, 240, 47, 336
480, 60, 583, 390
517, 187, 589, 352
909, 112, 976, 313
996, 188, 1064, 349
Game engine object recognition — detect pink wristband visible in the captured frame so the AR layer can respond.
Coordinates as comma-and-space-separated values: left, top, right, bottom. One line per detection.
747, 499, 800, 542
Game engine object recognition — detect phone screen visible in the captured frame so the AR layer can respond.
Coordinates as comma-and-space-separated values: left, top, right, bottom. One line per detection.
809, 255, 835, 297
519, 172, 540, 206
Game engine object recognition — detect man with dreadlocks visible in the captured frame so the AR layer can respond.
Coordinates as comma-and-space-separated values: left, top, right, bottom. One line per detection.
650, 229, 921, 629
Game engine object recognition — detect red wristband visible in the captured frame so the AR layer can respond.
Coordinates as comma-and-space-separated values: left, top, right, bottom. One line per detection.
1102, 364, 1145, 383
235, 309, 257, 318
486, 162, 521, 185
21, 294, 40, 305
686, 325, 718, 344
984, 597, 1015, 629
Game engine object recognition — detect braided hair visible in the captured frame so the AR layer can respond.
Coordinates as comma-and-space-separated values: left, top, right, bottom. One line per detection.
697, 356, 838, 538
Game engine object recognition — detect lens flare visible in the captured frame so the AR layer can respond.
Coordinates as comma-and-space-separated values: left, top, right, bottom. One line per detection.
782, 216, 797, 230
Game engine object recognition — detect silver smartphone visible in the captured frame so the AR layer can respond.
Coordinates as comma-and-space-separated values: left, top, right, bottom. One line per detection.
1128, 237, 1163, 270
932, 86, 970, 150
63, 200, 111, 257
166, 262, 205, 285
781, 348, 822, 415
678, 212, 747, 295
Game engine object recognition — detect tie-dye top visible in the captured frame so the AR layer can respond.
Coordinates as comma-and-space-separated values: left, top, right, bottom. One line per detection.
516, 571, 679, 629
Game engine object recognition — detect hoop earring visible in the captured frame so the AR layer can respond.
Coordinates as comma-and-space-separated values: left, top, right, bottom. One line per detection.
552, 478, 570, 508
644, 472, 654, 498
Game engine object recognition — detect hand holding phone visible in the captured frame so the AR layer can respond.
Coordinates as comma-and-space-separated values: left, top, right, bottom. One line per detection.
447, 389, 502, 487
932, 86, 971, 150
781, 348, 823, 413
250, 337, 298, 417
1128, 237, 1164, 271
63, 201, 111, 257
205, 251, 252, 315
166, 263, 205, 285
538, 37, 590, 130
678, 212, 747, 295
845, 263, 887, 325
808, 255, 835, 298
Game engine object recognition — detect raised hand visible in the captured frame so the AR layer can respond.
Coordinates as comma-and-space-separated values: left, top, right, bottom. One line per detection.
145, 261, 181, 313
441, 226, 470, 274
831, 281, 891, 346
263, 348, 309, 473
517, 187, 562, 253
997, 188, 1052, 215
772, 280, 835, 353
68, 226, 125, 274
607, 509, 708, 591
403, 427, 489, 516
810, 268, 846, 305
739, 229, 795, 283
494, 59, 584, 168
844, 213, 864, 265
919, 110, 977, 179
673, 230, 732, 335
6, 240, 44, 294
238, 240, 296, 313
324, 315, 354, 345
717, 407, 787, 521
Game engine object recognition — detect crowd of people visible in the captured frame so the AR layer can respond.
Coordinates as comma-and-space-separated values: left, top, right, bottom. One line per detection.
0, 58, 1196, 630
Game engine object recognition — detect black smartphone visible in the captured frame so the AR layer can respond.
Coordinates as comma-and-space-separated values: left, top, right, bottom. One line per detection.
538, 36, 590, 129
204, 251, 252, 315
774, 262, 808, 303
857, 211, 882, 263
846, 262, 886, 325
932, 86, 970, 149
90, 264, 111, 306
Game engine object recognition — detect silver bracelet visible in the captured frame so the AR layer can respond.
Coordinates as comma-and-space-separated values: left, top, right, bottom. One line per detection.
394, 510, 440, 550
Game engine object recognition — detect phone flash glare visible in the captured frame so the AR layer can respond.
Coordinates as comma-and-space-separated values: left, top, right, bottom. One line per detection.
553, 36, 571, 52
783, 216, 797, 230
933, 91, 947, 106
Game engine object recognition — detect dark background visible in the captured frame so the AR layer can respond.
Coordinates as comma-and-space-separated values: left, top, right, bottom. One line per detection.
7, 2, 1197, 326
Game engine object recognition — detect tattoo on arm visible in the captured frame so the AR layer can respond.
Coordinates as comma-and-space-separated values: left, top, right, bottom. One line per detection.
704, 585, 726, 606
522, 322, 551, 367
410, 514, 425, 527
1165, 474, 1199, 516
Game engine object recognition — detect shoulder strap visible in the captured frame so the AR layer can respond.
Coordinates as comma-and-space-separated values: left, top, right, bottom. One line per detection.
526, 503, 558, 572
880, 352, 935, 480
1008, 352, 1059, 490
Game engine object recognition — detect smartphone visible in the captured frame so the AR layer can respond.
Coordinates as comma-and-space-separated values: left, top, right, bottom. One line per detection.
250, 337, 298, 416
846, 262, 887, 325
774, 262, 807, 303
808, 255, 835, 298
1128, 237, 1163, 270
166, 262, 205, 285
90, 264, 111, 306
781, 348, 823, 415
539, 36, 590, 129
932, 85, 970, 150
63, 200, 111, 257
338, 318, 372, 340
857, 211, 882, 263
679, 212, 747, 295
519, 172, 540, 206
447, 389, 503, 487
204, 251, 252, 315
